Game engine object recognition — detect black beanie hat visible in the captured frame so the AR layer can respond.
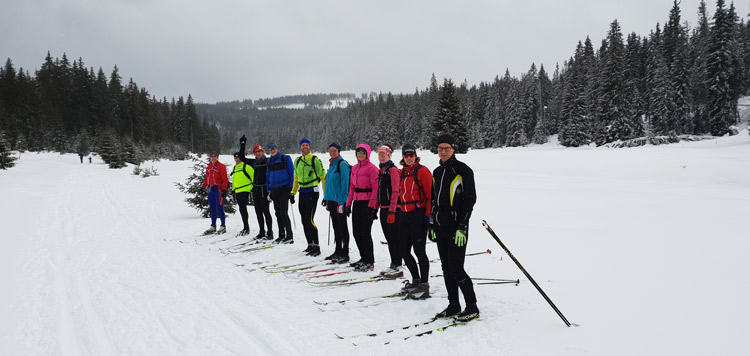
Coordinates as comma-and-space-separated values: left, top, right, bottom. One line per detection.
402, 144, 417, 155
436, 133, 456, 147
233, 152, 241, 158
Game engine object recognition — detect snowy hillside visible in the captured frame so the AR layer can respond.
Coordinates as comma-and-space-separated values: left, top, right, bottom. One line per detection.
1, 132, 749, 355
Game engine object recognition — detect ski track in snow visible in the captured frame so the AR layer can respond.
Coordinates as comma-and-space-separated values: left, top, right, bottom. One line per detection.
2, 131, 750, 355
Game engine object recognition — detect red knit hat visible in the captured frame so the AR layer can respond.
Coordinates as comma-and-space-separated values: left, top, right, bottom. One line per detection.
253, 145, 263, 152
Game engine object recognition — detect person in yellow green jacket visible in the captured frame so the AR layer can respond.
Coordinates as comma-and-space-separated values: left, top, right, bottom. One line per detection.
232, 152, 255, 236
292, 138, 326, 257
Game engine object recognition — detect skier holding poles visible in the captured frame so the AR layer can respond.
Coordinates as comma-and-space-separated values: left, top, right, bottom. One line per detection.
266, 142, 295, 244
291, 138, 326, 256
375, 143, 404, 279
201, 151, 229, 235
430, 133, 479, 322
322, 142, 351, 263
231, 151, 254, 236
345, 144, 380, 272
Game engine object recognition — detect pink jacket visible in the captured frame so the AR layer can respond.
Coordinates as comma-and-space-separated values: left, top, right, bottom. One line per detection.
346, 144, 379, 208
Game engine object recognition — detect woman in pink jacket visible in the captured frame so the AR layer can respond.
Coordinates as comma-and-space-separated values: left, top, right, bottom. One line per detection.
346, 144, 380, 272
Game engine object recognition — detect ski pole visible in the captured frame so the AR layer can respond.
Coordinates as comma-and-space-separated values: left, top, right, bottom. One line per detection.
466, 249, 492, 257
482, 220, 577, 327
289, 199, 297, 230
328, 214, 332, 246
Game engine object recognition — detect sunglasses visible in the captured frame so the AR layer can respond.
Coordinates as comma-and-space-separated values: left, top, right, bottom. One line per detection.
356, 150, 366, 154
403, 153, 415, 158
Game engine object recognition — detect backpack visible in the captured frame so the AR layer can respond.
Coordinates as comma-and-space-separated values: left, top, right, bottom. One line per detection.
295, 155, 321, 186
377, 163, 396, 206
399, 164, 427, 205
231, 163, 254, 190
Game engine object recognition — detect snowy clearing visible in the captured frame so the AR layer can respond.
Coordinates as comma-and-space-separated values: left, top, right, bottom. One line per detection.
1, 131, 749, 355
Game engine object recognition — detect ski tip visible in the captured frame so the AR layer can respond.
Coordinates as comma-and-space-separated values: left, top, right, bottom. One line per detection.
569, 323, 580, 327
334, 333, 345, 339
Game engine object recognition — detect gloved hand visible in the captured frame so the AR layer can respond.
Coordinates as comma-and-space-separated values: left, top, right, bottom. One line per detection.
289, 194, 295, 204
455, 224, 468, 247
387, 213, 395, 224
240, 135, 247, 145
337, 205, 344, 214
427, 228, 436, 242
321, 200, 327, 207
221, 189, 228, 199
345, 206, 351, 217
425, 215, 435, 242
370, 208, 378, 220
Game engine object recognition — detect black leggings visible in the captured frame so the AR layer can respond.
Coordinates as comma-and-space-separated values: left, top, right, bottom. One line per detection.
351, 201, 375, 264
379, 208, 401, 267
298, 192, 319, 244
436, 224, 476, 305
270, 186, 293, 238
327, 201, 350, 256
252, 188, 273, 234
236, 191, 250, 230
397, 208, 429, 283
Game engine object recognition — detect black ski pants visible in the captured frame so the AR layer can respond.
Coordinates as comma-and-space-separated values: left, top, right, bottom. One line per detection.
379, 208, 401, 268
351, 201, 375, 264
326, 201, 350, 256
397, 207, 429, 283
270, 186, 293, 239
252, 188, 273, 234
298, 192, 319, 245
436, 224, 477, 306
236, 191, 250, 231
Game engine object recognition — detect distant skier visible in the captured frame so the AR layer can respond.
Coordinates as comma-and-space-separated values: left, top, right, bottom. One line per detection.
239, 136, 274, 240
346, 144, 379, 272
291, 138, 326, 256
397, 144, 432, 299
201, 151, 229, 235
375, 143, 403, 279
231, 151, 254, 236
266, 142, 295, 244
79, 153, 84, 163
322, 142, 351, 263
431, 133, 479, 322
88, 156, 92, 163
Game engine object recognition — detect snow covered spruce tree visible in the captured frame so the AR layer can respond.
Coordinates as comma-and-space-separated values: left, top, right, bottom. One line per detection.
706, 0, 740, 136
175, 155, 235, 218
0, 129, 17, 170
431, 78, 469, 153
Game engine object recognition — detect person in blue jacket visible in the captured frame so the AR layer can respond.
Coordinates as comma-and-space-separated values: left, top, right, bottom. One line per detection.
266, 142, 295, 244
322, 142, 352, 263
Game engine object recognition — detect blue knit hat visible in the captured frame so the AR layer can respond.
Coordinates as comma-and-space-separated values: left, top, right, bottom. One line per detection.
300, 138, 312, 146
329, 142, 341, 152
267, 142, 278, 150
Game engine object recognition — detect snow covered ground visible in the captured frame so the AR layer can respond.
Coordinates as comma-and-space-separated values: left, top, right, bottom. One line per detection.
1, 131, 749, 355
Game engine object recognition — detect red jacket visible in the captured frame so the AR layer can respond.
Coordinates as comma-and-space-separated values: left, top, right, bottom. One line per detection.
202, 161, 229, 191
399, 162, 431, 216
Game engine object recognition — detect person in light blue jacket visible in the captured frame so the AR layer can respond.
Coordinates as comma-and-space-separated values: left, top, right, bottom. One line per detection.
322, 142, 351, 263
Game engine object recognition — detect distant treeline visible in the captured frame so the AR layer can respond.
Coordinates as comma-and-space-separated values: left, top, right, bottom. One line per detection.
198, 0, 750, 153
0, 53, 221, 167
254, 93, 356, 108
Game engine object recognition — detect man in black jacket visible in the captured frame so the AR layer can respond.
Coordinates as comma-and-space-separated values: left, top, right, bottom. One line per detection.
239, 135, 274, 240
430, 133, 479, 322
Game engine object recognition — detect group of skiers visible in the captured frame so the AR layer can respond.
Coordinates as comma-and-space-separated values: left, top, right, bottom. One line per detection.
200, 133, 479, 321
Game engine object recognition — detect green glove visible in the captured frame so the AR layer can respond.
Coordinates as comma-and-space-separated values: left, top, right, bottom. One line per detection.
427, 228, 436, 242
454, 226, 467, 247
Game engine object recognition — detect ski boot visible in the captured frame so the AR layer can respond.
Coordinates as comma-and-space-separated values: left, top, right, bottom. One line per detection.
406, 282, 430, 300
455, 303, 479, 322
202, 225, 216, 235
216, 225, 226, 234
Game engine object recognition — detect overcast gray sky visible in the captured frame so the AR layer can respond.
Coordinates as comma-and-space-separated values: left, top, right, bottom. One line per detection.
1, 0, 748, 103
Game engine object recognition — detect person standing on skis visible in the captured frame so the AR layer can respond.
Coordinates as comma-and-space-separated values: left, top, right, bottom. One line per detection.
231, 151, 254, 236
201, 151, 229, 235
376, 143, 403, 279
322, 142, 351, 263
238, 135, 274, 240
397, 144, 432, 299
431, 133, 479, 322
291, 138, 326, 256
266, 142, 295, 244
346, 144, 379, 272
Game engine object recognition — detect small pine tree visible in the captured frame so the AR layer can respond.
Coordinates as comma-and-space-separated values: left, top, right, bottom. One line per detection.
175, 156, 235, 218
0, 130, 18, 170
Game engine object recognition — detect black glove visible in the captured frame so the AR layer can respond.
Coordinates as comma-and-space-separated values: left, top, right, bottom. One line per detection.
289, 194, 295, 204
369, 207, 378, 220
321, 200, 327, 207
239, 135, 247, 146
344, 206, 351, 217
221, 189, 228, 199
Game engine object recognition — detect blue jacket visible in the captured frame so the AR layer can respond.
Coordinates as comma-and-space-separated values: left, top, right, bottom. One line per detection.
323, 156, 351, 205
266, 152, 295, 189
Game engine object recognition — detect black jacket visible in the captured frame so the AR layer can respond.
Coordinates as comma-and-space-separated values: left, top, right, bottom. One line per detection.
239, 142, 268, 193
431, 155, 476, 229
